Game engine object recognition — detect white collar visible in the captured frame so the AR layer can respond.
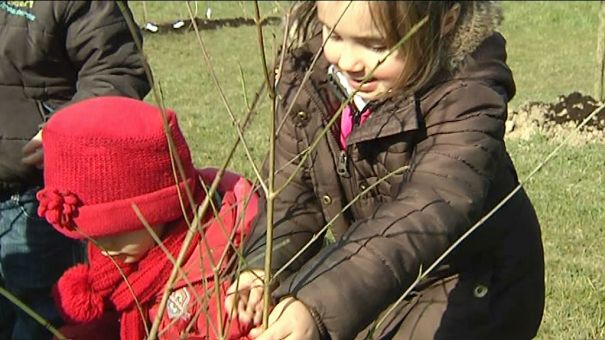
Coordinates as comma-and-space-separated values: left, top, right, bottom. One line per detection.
328, 65, 368, 112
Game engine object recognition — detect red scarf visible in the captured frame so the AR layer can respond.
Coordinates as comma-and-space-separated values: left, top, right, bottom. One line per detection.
53, 220, 202, 340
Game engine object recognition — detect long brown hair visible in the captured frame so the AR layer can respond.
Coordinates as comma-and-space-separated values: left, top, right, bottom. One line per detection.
368, 1, 461, 95
287, 1, 499, 96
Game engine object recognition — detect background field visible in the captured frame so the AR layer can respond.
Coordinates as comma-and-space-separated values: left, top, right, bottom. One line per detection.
130, 2, 605, 338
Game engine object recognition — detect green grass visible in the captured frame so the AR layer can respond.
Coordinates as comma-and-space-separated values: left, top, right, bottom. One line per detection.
509, 137, 605, 339
129, 1, 287, 23
131, 1, 280, 173
137, 2, 605, 338
500, 1, 600, 109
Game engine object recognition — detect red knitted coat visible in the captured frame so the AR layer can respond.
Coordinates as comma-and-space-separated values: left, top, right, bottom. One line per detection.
53, 169, 257, 340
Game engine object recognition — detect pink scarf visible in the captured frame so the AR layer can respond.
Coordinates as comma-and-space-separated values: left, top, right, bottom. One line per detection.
339, 105, 372, 149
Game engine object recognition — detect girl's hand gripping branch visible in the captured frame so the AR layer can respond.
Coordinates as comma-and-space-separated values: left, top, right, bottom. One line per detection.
249, 296, 320, 340
226, 269, 267, 327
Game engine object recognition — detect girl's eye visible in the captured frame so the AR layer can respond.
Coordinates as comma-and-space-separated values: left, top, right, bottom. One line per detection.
323, 26, 342, 41
328, 32, 342, 41
368, 44, 388, 52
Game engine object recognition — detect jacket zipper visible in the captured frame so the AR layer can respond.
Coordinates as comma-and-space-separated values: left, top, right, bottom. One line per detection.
336, 150, 349, 177
326, 74, 354, 178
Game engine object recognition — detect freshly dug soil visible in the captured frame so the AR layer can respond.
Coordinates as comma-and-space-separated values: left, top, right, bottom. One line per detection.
507, 92, 605, 144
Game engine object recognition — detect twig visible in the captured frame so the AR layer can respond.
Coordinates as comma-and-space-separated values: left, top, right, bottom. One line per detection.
185, 1, 268, 196
369, 102, 605, 335
253, 0, 279, 329
0, 287, 66, 340
274, 15, 429, 196
254, 2, 275, 100
273, 165, 409, 279
595, 1, 605, 101
132, 205, 208, 313
276, 1, 353, 135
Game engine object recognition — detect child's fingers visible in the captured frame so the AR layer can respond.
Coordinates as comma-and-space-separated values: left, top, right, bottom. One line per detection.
21, 149, 44, 168
246, 286, 264, 315
226, 282, 239, 295
238, 295, 253, 324
250, 320, 291, 340
225, 287, 252, 320
248, 327, 262, 338
224, 292, 235, 313
225, 293, 241, 320
249, 302, 285, 339
252, 302, 263, 326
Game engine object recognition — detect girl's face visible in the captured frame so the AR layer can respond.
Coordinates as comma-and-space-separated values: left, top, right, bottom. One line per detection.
95, 224, 164, 264
317, 1, 404, 100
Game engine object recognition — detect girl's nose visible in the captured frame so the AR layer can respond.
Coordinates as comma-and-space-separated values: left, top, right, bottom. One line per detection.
337, 46, 364, 74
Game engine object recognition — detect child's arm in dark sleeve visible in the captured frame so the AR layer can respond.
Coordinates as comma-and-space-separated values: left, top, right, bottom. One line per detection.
63, 1, 151, 102
273, 83, 510, 339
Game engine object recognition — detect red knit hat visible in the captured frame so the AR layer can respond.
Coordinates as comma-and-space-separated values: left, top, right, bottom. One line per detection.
37, 96, 198, 239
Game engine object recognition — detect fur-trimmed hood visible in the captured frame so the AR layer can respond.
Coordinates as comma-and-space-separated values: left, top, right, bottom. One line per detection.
446, 1, 503, 71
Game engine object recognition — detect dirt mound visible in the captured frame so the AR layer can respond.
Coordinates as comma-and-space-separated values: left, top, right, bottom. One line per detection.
507, 92, 605, 145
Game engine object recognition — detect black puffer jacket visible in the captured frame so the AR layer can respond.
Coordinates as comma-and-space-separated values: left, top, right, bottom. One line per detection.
0, 0, 150, 191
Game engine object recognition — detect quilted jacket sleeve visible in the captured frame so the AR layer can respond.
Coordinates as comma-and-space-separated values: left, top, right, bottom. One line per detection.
63, 1, 150, 102
273, 82, 510, 339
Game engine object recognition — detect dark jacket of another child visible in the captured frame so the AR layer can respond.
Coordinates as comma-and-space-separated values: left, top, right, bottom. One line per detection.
0, 0, 150, 191
244, 30, 545, 340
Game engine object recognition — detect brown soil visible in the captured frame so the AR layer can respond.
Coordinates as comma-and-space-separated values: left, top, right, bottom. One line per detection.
507, 92, 605, 145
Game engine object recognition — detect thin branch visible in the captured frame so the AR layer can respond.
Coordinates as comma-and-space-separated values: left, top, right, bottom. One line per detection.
275, 15, 429, 196
185, 1, 268, 196
238, 63, 251, 111
253, 0, 279, 329
276, 1, 353, 135
273, 165, 409, 279
145, 61, 266, 340
370, 102, 605, 334
255, 2, 276, 100
132, 204, 207, 311
116, 1, 198, 229
0, 287, 67, 340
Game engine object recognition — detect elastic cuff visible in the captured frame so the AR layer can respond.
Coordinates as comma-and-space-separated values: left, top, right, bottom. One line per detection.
307, 304, 330, 340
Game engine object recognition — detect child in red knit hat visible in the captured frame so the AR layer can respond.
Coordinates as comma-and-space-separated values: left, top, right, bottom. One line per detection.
36, 96, 257, 340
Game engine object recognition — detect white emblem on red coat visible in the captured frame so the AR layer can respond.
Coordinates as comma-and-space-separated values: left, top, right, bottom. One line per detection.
167, 287, 191, 320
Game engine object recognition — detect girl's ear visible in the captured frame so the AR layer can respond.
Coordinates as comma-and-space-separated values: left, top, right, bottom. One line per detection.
441, 3, 461, 37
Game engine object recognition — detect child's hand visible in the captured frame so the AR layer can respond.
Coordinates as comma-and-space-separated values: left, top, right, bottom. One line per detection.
21, 130, 43, 169
225, 269, 266, 326
249, 297, 319, 340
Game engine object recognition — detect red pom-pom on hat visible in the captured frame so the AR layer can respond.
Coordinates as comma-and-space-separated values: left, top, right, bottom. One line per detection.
52, 264, 106, 324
